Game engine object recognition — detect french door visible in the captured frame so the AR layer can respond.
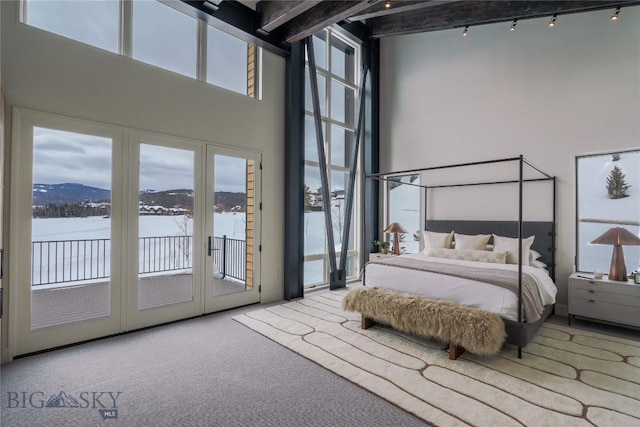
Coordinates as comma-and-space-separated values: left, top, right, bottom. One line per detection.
12, 110, 260, 356
127, 136, 260, 329
204, 146, 260, 313
12, 112, 125, 356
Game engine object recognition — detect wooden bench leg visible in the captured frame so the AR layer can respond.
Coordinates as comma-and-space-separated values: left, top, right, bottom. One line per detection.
449, 343, 466, 360
361, 315, 377, 329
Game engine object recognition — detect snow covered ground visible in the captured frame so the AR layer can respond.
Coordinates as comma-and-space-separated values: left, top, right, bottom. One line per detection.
31, 212, 247, 286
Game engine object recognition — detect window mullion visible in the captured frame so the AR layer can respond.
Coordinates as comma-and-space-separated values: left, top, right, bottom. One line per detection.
120, 0, 133, 57
197, 20, 207, 81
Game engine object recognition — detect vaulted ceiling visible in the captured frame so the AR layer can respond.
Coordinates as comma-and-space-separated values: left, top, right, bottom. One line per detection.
186, 0, 640, 48
253, 0, 640, 43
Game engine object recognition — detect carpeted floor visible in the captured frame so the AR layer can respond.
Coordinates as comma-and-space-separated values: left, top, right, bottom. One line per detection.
234, 286, 640, 427
0, 299, 428, 427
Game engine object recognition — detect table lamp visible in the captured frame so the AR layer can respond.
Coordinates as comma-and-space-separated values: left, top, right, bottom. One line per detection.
590, 227, 640, 281
384, 222, 407, 255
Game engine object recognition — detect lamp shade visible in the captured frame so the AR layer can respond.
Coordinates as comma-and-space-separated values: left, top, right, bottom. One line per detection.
590, 227, 640, 246
590, 227, 640, 281
384, 223, 407, 255
384, 222, 407, 234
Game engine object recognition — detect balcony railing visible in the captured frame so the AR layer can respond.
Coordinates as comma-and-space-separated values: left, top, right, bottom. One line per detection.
212, 235, 246, 281
31, 235, 246, 286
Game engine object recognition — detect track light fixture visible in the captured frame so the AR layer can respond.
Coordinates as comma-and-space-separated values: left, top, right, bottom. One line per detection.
462, 26, 468, 36
548, 15, 557, 27
385, 0, 391, 9
202, 0, 219, 12
611, 7, 620, 21
510, 19, 517, 31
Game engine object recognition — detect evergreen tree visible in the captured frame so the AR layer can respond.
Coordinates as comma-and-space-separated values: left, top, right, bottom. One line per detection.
606, 166, 631, 199
303, 185, 312, 211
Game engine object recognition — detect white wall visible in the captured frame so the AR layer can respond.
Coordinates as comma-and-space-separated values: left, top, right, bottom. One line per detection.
0, 0, 284, 311
380, 7, 640, 314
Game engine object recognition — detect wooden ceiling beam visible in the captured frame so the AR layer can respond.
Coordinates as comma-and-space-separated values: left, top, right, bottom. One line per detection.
349, 0, 462, 21
257, 0, 324, 33
275, 0, 373, 43
368, 0, 640, 38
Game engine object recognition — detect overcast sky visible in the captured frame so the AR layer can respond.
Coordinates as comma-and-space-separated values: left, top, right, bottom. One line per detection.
26, 0, 247, 92
33, 127, 113, 189
34, 127, 247, 193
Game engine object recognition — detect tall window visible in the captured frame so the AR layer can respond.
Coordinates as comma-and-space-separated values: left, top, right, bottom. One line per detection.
207, 26, 251, 95
133, 0, 198, 78
23, 0, 120, 53
576, 150, 640, 274
21, 0, 258, 97
304, 29, 359, 287
386, 175, 421, 254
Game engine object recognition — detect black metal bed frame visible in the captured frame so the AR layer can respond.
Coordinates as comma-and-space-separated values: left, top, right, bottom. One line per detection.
365, 155, 557, 358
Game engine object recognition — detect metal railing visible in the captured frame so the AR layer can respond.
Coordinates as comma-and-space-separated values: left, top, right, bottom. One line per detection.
32, 235, 246, 286
212, 235, 246, 281
139, 235, 193, 275
32, 238, 110, 286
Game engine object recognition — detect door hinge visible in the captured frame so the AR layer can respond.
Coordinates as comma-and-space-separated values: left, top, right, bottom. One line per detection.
259, 285, 262, 292
259, 244, 262, 252
259, 202, 262, 210
259, 162, 262, 170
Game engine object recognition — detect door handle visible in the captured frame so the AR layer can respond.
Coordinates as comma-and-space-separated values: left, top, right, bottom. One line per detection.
207, 237, 212, 257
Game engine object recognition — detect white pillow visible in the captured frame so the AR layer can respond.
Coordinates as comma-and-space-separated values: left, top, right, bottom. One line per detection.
492, 234, 535, 265
422, 230, 454, 253
530, 249, 542, 263
530, 259, 547, 269
428, 248, 508, 264
454, 233, 491, 250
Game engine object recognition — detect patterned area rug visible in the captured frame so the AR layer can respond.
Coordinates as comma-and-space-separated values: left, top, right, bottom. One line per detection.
233, 287, 640, 427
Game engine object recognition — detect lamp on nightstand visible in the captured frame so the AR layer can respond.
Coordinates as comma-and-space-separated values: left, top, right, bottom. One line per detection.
384, 222, 407, 255
591, 227, 640, 281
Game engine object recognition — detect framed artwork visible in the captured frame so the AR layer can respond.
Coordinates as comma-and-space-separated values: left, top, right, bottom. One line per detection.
576, 149, 640, 274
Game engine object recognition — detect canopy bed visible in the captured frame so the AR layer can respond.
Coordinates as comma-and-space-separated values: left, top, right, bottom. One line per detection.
343, 156, 557, 359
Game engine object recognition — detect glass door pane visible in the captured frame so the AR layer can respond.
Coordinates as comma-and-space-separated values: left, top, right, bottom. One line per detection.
137, 144, 195, 310
31, 127, 113, 330
205, 150, 260, 312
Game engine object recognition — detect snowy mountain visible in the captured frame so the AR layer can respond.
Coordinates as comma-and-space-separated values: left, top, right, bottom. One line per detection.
33, 183, 247, 212
33, 183, 111, 205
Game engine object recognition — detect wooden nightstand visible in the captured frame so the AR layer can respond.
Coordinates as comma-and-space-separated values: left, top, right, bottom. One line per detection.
369, 253, 394, 261
568, 272, 640, 328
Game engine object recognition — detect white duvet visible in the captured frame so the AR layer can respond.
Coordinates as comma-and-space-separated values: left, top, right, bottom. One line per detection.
364, 253, 557, 322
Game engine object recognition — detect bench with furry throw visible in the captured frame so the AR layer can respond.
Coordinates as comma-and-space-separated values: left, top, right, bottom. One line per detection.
342, 287, 507, 359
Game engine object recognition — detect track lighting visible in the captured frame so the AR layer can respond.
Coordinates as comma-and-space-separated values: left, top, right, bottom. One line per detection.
611, 7, 620, 21
509, 19, 517, 31
462, 26, 468, 36
385, 0, 391, 9
548, 15, 557, 27
202, 0, 219, 12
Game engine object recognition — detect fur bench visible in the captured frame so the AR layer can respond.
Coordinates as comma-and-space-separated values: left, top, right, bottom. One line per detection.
342, 287, 507, 359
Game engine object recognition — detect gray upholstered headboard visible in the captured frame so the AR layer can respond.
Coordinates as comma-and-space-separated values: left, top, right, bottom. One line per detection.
425, 220, 556, 281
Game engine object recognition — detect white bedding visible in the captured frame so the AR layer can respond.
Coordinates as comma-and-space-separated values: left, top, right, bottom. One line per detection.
364, 253, 557, 322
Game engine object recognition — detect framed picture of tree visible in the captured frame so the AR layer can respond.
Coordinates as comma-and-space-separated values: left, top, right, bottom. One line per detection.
576, 149, 640, 274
